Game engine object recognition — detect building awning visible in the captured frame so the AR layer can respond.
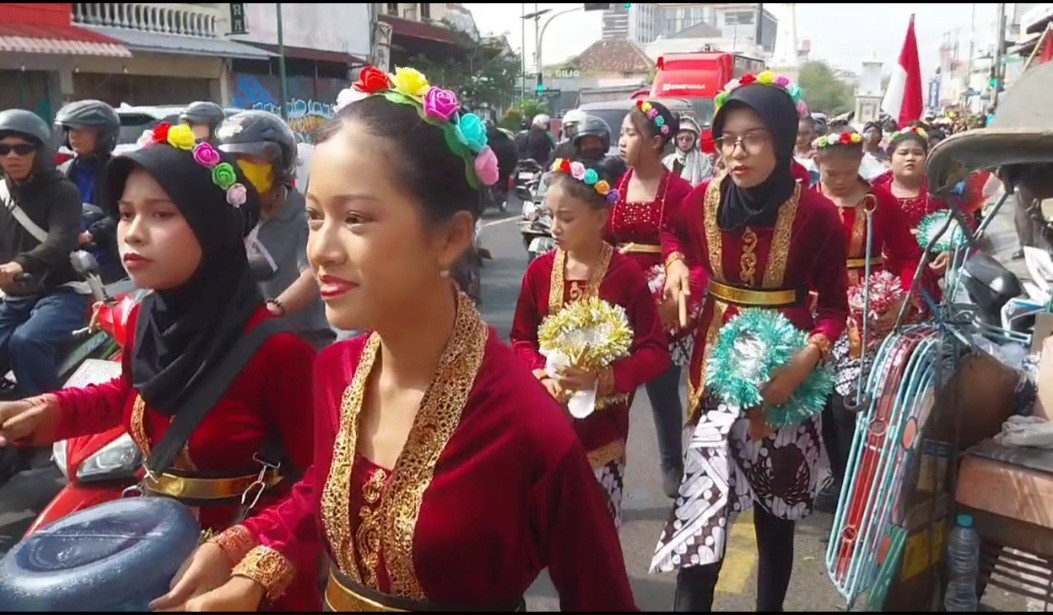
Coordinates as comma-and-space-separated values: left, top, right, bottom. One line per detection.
379, 15, 460, 45
239, 42, 367, 66
0, 23, 131, 57
82, 25, 273, 60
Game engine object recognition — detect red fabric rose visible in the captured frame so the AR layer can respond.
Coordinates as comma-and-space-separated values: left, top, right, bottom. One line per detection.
355, 66, 391, 94
559, 159, 571, 174
839, 132, 852, 145
740, 74, 757, 85
152, 122, 171, 144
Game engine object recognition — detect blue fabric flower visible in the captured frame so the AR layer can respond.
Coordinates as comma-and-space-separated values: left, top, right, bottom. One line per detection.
583, 168, 599, 185
455, 113, 488, 154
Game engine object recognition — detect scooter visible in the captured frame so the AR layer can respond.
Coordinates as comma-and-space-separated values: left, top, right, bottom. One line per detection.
514, 158, 543, 214
520, 210, 555, 263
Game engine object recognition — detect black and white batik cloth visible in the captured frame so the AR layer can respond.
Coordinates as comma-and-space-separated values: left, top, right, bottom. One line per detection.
650, 396, 824, 572
831, 331, 877, 398
595, 460, 626, 529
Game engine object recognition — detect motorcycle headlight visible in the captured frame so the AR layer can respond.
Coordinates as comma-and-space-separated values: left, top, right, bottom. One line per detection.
52, 440, 69, 480
76, 432, 142, 482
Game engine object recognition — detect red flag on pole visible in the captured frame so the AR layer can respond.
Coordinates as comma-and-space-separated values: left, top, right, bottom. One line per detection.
880, 14, 924, 126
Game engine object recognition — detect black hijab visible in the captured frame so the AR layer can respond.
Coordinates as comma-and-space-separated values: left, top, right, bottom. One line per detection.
104, 139, 264, 416
711, 83, 800, 232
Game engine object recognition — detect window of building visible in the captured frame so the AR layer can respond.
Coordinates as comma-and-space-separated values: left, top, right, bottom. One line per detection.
419, 3, 430, 19
725, 10, 755, 26
386, 3, 398, 15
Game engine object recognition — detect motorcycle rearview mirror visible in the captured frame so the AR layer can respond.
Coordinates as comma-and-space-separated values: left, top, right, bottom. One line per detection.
249, 258, 278, 282
70, 250, 100, 276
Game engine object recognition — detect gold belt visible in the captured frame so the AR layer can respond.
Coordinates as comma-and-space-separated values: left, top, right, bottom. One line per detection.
706, 279, 803, 308
143, 468, 282, 501
324, 566, 526, 612
846, 256, 884, 270
617, 242, 663, 254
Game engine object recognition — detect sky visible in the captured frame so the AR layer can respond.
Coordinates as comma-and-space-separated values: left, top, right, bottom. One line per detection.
463, 3, 1000, 79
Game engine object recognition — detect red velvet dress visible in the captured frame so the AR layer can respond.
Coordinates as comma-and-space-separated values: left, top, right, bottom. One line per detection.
218, 294, 637, 611
51, 306, 319, 611
509, 245, 670, 525
652, 176, 849, 574
819, 181, 935, 397
605, 167, 703, 366
874, 174, 950, 231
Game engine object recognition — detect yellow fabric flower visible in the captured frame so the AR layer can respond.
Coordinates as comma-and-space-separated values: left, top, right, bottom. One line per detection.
641, 102, 653, 113
390, 67, 430, 98
594, 180, 610, 196
757, 71, 775, 85
166, 124, 197, 151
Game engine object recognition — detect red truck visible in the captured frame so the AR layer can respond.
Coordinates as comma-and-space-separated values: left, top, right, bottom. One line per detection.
649, 51, 766, 153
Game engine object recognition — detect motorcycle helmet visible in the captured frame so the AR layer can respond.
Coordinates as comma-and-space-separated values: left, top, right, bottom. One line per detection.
532, 114, 551, 128
573, 114, 612, 154
179, 101, 226, 134
54, 99, 120, 154
0, 109, 54, 172
215, 110, 298, 186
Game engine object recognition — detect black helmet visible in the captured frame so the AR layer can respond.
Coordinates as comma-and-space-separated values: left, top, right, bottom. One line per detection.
0, 109, 52, 147
215, 110, 298, 185
55, 99, 120, 153
573, 114, 611, 153
179, 101, 226, 134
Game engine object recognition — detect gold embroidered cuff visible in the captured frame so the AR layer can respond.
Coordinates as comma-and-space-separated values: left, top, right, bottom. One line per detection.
597, 367, 616, 397
664, 251, 686, 269
210, 524, 257, 567
808, 334, 833, 363
232, 545, 295, 603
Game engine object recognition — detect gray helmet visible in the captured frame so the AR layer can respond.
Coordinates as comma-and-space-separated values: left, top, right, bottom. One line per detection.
179, 101, 226, 134
573, 114, 611, 153
0, 109, 52, 146
215, 110, 298, 185
55, 99, 120, 153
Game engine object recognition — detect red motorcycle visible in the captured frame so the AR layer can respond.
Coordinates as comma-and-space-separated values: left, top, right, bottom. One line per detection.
24, 254, 143, 535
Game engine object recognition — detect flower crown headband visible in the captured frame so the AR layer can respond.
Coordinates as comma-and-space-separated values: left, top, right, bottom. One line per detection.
714, 71, 809, 118
335, 66, 498, 188
889, 125, 929, 145
550, 157, 619, 205
634, 100, 671, 136
814, 131, 863, 150
136, 123, 248, 208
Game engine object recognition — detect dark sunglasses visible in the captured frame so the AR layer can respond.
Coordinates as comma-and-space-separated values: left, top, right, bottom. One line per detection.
0, 143, 35, 156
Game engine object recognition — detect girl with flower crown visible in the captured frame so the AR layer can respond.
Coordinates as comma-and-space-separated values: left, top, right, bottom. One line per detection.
810, 130, 935, 514
607, 99, 699, 499
0, 124, 320, 610
510, 154, 670, 528
653, 72, 850, 611
153, 66, 638, 612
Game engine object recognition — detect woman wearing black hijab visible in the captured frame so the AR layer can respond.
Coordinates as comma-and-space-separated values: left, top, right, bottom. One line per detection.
652, 77, 850, 611
0, 124, 321, 610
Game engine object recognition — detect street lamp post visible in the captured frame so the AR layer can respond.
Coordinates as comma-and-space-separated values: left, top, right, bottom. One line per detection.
276, 2, 289, 121
521, 6, 583, 95
537, 7, 583, 79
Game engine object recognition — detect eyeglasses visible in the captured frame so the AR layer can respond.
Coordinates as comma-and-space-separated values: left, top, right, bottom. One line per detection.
0, 143, 35, 157
715, 131, 769, 155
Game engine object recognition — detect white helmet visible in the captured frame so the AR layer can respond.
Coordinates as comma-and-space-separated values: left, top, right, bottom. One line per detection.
532, 114, 550, 128
562, 109, 587, 128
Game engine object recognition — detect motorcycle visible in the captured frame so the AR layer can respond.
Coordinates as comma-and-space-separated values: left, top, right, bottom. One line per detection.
514, 159, 543, 215
520, 210, 556, 263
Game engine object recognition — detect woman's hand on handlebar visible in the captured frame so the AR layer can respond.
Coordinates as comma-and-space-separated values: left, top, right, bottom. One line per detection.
150, 543, 264, 612
0, 261, 24, 286
0, 395, 58, 447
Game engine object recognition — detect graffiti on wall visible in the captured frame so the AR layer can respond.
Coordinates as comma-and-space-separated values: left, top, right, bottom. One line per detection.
231, 73, 344, 143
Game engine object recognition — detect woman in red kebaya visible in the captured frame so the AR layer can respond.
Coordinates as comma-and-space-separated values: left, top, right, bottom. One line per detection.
0, 124, 318, 610
150, 66, 636, 612
511, 155, 670, 527
608, 99, 696, 498
653, 73, 849, 612
810, 130, 934, 513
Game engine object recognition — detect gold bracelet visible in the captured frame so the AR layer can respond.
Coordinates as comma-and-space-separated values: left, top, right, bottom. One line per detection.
665, 251, 686, 270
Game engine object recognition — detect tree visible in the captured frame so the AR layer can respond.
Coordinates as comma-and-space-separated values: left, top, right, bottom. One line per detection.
519, 99, 551, 120
797, 60, 855, 115
407, 26, 522, 112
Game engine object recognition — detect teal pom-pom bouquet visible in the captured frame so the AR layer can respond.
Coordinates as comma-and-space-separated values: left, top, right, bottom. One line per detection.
916, 211, 967, 254
705, 308, 835, 428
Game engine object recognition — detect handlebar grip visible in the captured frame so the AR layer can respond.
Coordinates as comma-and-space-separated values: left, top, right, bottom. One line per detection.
13, 273, 32, 283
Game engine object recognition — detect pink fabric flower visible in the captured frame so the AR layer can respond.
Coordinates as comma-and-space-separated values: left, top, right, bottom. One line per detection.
795, 100, 809, 118
423, 86, 459, 122
569, 161, 586, 180
226, 182, 248, 208
473, 146, 499, 186
775, 75, 790, 87
192, 142, 221, 168
648, 109, 659, 119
